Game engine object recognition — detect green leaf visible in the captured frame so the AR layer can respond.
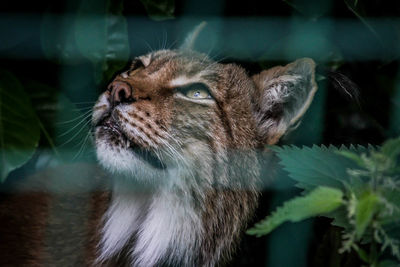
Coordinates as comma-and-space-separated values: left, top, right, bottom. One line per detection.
247, 186, 343, 237
272, 145, 364, 190
140, 0, 175, 21
336, 150, 366, 168
75, 0, 130, 84
381, 137, 400, 161
355, 191, 380, 239
383, 188, 400, 209
379, 188, 400, 226
326, 205, 350, 227
0, 71, 40, 181
353, 245, 371, 263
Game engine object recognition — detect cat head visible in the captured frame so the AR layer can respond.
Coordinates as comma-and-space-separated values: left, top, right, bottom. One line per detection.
92, 49, 317, 185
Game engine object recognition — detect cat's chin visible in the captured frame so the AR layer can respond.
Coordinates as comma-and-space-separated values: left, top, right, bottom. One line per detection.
95, 137, 167, 183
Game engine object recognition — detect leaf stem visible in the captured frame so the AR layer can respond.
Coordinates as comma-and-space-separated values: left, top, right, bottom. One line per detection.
370, 238, 379, 266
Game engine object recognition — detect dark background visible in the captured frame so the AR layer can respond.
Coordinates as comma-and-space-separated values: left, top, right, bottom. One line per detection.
1, 0, 399, 266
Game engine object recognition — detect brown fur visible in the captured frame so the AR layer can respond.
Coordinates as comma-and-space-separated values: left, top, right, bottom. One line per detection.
0, 192, 49, 266
0, 163, 107, 266
0, 49, 316, 266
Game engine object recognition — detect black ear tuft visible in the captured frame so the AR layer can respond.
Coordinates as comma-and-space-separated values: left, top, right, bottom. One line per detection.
180, 22, 207, 51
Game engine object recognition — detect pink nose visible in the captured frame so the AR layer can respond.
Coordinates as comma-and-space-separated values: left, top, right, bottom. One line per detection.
108, 81, 133, 105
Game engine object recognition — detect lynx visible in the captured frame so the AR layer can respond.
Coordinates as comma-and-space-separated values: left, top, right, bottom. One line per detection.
91, 48, 317, 266
0, 48, 317, 266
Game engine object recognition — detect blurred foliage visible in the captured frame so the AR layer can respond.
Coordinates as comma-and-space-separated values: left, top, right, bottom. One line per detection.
26, 81, 94, 163
1, 0, 132, 182
140, 0, 175, 21
0, 0, 399, 265
248, 138, 400, 265
41, 10, 83, 65
0, 71, 40, 181
0, 73, 95, 182
247, 186, 343, 236
75, 0, 130, 84
41, 0, 130, 84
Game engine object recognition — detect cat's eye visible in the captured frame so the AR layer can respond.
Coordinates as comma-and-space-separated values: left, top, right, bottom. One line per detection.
130, 59, 144, 70
185, 88, 212, 99
176, 83, 213, 100
126, 59, 144, 77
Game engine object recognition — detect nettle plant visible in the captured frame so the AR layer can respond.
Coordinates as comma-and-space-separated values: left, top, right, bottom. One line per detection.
248, 137, 400, 266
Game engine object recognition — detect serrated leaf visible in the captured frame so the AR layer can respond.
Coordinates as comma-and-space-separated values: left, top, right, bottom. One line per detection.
336, 150, 366, 168
355, 191, 380, 239
348, 173, 368, 196
0, 71, 40, 181
272, 145, 363, 190
326, 206, 352, 230
75, 0, 130, 84
247, 186, 343, 237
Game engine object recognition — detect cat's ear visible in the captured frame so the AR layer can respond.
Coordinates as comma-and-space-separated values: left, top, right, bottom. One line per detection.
252, 58, 318, 145
180, 21, 207, 50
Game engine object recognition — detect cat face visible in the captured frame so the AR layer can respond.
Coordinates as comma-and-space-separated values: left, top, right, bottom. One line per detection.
92, 49, 317, 185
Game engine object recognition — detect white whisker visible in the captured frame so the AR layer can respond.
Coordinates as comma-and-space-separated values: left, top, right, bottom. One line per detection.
56, 109, 93, 125
57, 119, 92, 147
71, 129, 92, 161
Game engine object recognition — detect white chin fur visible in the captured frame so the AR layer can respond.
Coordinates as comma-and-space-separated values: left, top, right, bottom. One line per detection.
95, 139, 165, 182
96, 137, 202, 266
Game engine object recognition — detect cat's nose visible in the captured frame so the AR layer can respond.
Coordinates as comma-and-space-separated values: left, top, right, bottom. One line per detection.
108, 81, 134, 105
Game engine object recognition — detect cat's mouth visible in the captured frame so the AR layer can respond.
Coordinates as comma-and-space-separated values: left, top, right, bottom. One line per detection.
95, 117, 166, 170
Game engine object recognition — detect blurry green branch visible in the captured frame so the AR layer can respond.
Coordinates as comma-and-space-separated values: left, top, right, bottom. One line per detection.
248, 138, 400, 265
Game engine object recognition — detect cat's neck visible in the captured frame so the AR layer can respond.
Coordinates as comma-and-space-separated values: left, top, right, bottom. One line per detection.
98, 175, 203, 266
